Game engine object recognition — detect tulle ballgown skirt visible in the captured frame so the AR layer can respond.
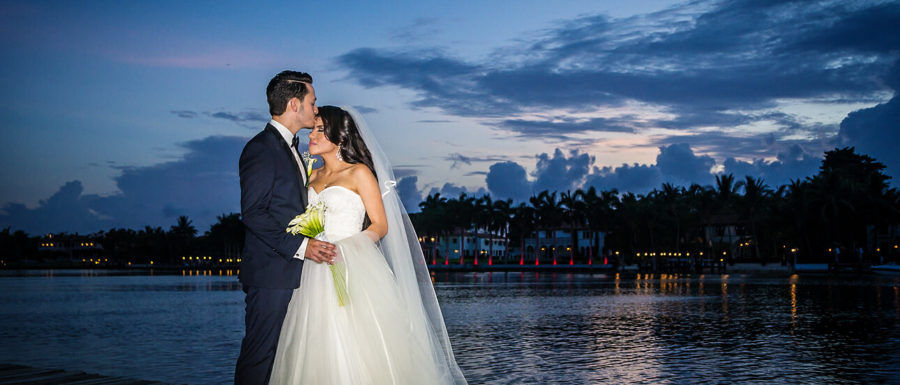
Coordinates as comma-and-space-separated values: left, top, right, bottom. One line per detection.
269, 232, 451, 385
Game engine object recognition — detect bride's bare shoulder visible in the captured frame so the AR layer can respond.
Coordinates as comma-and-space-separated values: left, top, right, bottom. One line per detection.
349, 164, 377, 187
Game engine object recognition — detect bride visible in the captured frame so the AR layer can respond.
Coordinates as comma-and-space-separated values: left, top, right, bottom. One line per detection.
269, 106, 467, 385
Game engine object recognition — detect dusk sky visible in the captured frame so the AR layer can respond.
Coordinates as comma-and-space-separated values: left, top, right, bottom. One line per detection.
1, 0, 898, 234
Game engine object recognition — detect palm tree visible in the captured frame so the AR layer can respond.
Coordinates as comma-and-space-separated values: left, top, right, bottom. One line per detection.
418, 193, 448, 264
658, 183, 685, 253
579, 187, 619, 264
472, 195, 491, 265
207, 213, 244, 261
713, 174, 740, 213
782, 179, 813, 260
560, 190, 585, 264
530, 191, 563, 264
736, 176, 772, 261
509, 203, 535, 265
448, 193, 476, 264
488, 198, 512, 264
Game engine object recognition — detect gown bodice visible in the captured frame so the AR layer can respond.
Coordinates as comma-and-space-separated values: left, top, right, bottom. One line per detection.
309, 186, 366, 242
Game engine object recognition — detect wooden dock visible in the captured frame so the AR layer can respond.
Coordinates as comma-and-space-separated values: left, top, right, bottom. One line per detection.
0, 364, 169, 385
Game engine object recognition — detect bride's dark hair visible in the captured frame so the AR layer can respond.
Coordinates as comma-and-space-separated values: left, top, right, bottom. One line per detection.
317, 106, 377, 229
317, 106, 377, 180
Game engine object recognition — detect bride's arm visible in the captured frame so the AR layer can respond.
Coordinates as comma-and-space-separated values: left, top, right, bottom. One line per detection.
354, 165, 388, 241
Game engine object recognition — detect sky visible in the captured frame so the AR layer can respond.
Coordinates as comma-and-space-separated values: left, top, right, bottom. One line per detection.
1, 0, 898, 234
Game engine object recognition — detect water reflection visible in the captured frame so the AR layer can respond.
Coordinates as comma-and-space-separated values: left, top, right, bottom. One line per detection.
0, 271, 898, 384
437, 272, 900, 384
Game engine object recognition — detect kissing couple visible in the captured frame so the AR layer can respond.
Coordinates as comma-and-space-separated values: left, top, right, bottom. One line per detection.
233, 70, 467, 385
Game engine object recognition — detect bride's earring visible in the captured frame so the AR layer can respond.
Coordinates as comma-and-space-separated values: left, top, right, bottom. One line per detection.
336, 145, 344, 162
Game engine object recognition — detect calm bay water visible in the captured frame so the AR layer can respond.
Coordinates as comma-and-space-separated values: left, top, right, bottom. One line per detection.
0, 269, 898, 384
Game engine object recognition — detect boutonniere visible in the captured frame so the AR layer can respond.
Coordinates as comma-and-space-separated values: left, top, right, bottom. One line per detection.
301, 152, 316, 187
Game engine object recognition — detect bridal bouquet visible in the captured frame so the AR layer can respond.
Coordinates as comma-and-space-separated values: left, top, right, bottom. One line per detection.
286, 201, 349, 306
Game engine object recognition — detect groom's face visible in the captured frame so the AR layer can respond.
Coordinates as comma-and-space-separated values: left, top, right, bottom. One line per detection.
296, 84, 318, 129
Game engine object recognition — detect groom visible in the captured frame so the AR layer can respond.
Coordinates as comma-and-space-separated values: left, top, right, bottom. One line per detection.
235, 70, 336, 384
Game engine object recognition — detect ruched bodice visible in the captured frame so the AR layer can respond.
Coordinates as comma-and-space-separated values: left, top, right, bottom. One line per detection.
309, 186, 366, 242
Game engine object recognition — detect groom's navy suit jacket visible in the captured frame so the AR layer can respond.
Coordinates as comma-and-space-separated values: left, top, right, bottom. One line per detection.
238, 124, 307, 289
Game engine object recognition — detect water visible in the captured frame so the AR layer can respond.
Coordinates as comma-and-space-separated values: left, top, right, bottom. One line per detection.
1, 270, 898, 384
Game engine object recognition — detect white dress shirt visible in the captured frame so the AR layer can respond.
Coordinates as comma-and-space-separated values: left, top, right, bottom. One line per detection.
270, 119, 309, 260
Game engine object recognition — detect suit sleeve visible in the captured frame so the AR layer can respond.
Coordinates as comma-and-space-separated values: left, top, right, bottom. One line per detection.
239, 139, 304, 260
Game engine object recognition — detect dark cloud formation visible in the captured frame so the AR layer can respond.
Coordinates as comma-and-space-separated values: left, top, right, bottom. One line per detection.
533, 149, 594, 193
585, 144, 717, 194
395, 176, 421, 213
479, 143, 825, 199
656, 143, 715, 186
486, 161, 532, 201
338, 0, 899, 171
585, 163, 663, 195
425, 183, 487, 201
1, 136, 245, 234
0, 181, 109, 234
721, 144, 823, 186
836, 63, 900, 181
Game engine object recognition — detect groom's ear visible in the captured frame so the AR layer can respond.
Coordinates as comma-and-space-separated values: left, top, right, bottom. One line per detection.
286, 97, 299, 113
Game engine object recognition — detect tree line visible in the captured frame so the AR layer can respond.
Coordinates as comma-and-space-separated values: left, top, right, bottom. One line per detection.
1, 214, 244, 267
411, 147, 900, 265
1, 147, 898, 268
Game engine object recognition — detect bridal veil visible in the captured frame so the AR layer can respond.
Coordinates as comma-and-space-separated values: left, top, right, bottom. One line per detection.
344, 106, 467, 385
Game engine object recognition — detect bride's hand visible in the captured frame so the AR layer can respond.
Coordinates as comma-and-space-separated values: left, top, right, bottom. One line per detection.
305, 238, 336, 264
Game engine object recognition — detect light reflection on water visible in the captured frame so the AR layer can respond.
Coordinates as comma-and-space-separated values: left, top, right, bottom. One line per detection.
0, 270, 898, 384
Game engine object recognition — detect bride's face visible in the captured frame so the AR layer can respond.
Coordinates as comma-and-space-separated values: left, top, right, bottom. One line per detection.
308, 116, 338, 156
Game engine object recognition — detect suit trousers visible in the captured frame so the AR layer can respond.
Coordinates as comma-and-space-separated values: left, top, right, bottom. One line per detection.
234, 286, 294, 385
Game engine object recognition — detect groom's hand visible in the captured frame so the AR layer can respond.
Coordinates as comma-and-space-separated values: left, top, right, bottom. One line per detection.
305, 239, 336, 264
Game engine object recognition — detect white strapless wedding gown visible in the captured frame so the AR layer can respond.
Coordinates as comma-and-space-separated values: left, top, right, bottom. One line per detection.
269, 186, 448, 385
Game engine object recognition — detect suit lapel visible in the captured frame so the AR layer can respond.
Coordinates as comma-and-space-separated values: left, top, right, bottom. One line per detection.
265, 124, 309, 206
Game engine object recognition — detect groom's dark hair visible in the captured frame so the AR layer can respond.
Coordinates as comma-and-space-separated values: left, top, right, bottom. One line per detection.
267, 71, 313, 116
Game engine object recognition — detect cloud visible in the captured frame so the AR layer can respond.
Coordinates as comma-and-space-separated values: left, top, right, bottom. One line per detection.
171, 110, 198, 119
0, 136, 246, 234
585, 163, 663, 195
837, 93, 900, 182
207, 111, 269, 124
0, 181, 109, 234
352, 105, 378, 114
532, 149, 594, 193
485, 161, 533, 201
722, 144, 822, 187
655, 143, 715, 186
392, 168, 419, 178
117, 48, 283, 69
479, 143, 812, 198
169, 109, 270, 126
396, 176, 422, 213
582, 144, 716, 194
390, 17, 443, 44
499, 116, 634, 139
444, 153, 507, 168
426, 183, 487, 200
337, 0, 898, 157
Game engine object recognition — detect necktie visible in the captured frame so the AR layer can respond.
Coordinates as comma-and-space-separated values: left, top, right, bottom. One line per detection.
291, 136, 299, 150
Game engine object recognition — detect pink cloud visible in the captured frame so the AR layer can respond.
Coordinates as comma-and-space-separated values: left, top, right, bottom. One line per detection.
117, 48, 285, 69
